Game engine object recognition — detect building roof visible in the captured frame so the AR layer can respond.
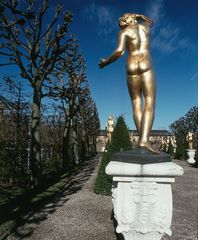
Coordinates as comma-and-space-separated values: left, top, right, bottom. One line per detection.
97, 129, 172, 137
129, 130, 172, 136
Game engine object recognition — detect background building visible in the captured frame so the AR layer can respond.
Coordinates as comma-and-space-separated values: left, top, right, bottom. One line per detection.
96, 129, 172, 152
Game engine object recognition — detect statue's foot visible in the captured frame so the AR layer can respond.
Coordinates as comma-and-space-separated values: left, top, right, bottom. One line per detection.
139, 141, 160, 154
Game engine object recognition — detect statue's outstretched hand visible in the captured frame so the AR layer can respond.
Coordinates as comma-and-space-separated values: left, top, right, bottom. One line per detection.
99, 58, 107, 68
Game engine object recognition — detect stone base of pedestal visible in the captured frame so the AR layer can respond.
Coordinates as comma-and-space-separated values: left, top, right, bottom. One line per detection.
106, 152, 184, 240
121, 231, 165, 240
186, 149, 196, 164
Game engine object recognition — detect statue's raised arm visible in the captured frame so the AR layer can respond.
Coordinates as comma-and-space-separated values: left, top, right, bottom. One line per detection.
99, 31, 127, 68
135, 14, 153, 27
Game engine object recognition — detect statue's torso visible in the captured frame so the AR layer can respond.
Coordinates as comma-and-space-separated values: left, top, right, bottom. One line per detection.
124, 24, 152, 75
187, 134, 193, 141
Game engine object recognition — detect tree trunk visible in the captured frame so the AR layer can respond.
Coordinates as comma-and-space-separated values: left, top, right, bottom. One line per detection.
30, 86, 42, 187
62, 119, 71, 171
81, 127, 88, 161
92, 134, 97, 155
72, 126, 79, 165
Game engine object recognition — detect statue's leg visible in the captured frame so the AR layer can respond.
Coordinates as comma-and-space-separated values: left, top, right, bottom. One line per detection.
139, 69, 160, 154
127, 74, 142, 134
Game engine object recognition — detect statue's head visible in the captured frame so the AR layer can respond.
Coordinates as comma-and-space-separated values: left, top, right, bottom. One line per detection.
119, 13, 137, 28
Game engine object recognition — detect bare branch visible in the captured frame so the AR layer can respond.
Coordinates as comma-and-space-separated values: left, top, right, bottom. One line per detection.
0, 62, 16, 67
0, 50, 15, 56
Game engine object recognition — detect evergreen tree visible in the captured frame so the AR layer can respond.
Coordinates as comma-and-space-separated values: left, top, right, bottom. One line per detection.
162, 143, 167, 153
94, 115, 131, 195
108, 116, 131, 153
167, 141, 174, 156
174, 138, 186, 160
194, 135, 198, 167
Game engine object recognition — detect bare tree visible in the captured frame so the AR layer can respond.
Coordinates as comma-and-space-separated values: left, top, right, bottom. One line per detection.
0, 0, 78, 186
41, 103, 64, 171
0, 76, 30, 184
45, 48, 90, 170
43, 43, 100, 169
78, 96, 100, 160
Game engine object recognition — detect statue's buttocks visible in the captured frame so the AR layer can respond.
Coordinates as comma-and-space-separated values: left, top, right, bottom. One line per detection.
126, 24, 152, 75
126, 53, 152, 75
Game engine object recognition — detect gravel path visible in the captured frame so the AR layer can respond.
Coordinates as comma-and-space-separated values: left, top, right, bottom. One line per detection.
7, 157, 198, 240
163, 160, 198, 240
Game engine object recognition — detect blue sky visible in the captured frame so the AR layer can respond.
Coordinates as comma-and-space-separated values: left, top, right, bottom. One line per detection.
62, 0, 198, 130
1, 0, 198, 130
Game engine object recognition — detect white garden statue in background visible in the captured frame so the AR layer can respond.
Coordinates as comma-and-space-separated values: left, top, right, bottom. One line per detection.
106, 115, 115, 142
186, 132, 196, 164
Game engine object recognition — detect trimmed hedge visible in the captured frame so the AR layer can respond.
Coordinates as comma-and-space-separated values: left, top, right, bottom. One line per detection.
94, 152, 112, 195
108, 116, 131, 153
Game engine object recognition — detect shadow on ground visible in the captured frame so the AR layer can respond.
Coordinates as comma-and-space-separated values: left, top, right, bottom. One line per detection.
111, 211, 124, 240
1, 155, 100, 240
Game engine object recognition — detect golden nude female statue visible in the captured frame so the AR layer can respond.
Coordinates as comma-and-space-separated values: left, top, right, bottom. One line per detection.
99, 13, 159, 154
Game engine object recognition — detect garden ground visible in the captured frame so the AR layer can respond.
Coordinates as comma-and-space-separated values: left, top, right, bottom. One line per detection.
4, 155, 198, 240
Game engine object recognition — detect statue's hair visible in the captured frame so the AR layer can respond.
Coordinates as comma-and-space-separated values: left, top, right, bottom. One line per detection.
119, 13, 136, 28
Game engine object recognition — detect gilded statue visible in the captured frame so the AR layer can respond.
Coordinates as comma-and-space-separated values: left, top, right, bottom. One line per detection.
171, 135, 177, 153
99, 13, 159, 154
106, 115, 115, 142
186, 132, 194, 149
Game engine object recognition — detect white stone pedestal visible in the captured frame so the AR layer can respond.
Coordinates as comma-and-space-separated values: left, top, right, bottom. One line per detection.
106, 161, 184, 240
186, 149, 196, 164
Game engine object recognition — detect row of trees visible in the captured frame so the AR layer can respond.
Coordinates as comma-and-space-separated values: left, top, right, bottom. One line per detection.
169, 105, 198, 160
0, 0, 100, 187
